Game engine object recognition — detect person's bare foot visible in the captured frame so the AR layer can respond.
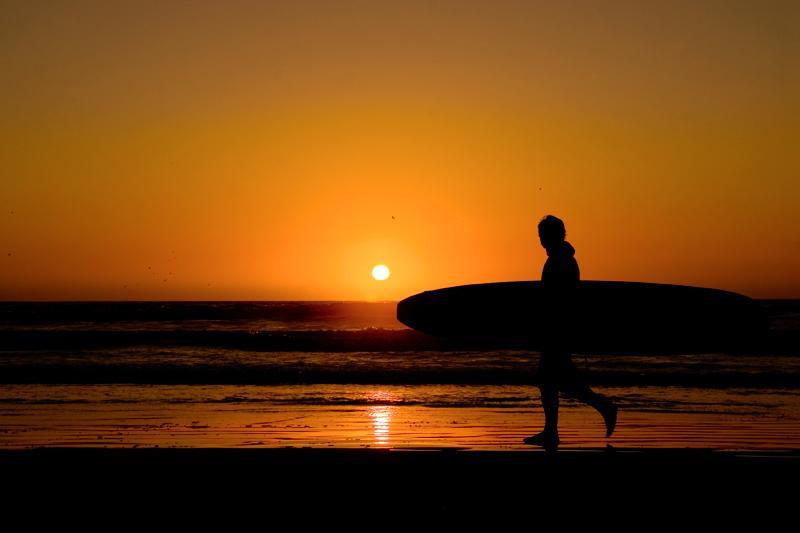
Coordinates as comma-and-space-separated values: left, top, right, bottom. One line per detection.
523, 431, 560, 449
601, 403, 618, 437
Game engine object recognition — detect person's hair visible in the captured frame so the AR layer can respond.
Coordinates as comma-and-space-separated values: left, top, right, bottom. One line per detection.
538, 215, 566, 241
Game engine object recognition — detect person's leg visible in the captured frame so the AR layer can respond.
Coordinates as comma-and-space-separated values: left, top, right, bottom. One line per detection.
539, 381, 559, 434
559, 355, 618, 437
524, 352, 561, 448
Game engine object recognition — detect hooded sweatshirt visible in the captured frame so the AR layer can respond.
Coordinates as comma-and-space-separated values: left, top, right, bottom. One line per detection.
541, 241, 580, 290
540, 241, 579, 343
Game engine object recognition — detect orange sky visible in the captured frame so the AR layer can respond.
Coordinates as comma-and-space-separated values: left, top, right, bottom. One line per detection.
1, 1, 798, 300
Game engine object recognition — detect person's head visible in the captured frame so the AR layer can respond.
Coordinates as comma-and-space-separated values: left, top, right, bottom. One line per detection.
537, 215, 566, 250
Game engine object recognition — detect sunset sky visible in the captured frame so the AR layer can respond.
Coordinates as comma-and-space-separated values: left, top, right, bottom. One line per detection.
1, 0, 798, 300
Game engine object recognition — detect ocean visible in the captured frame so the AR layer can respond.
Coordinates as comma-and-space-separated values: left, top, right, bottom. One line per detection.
1, 300, 799, 450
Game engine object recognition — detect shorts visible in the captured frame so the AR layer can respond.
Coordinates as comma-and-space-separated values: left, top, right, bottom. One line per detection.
537, 351, 581, 386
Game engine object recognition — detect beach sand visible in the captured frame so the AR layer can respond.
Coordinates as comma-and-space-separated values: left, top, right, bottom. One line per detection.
3, 382, 799, 521
3, 384, 800, 450
3, 446, 797, 524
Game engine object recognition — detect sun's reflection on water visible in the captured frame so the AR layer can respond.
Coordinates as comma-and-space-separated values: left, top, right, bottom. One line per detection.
366, 390, 396, 446
369, 406, 392, 446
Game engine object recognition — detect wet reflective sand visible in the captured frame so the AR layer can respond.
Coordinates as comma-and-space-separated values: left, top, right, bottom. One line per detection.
2, 384, 799, 450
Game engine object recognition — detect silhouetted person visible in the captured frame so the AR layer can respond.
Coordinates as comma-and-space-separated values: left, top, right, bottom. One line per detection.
524, 215, 617, 449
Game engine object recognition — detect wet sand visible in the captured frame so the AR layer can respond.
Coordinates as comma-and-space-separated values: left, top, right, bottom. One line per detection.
3, 385, 800, 450
4, 405, 800, 450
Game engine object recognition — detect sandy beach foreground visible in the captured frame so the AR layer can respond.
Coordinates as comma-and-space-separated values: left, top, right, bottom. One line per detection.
4, 386, 798, 522
2, 447, 798, 523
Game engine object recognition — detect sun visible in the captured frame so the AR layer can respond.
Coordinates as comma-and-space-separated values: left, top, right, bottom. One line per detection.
371, 264, 390, 281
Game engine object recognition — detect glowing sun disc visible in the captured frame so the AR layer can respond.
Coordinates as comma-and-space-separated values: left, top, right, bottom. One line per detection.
372, 264, 390, 281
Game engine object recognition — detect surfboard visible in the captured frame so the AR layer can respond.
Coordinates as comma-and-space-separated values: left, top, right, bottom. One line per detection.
396, 281, 767, 353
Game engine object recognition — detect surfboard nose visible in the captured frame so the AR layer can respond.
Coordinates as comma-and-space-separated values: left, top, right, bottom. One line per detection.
396, 293, 423, 329
397, 290, 456, 335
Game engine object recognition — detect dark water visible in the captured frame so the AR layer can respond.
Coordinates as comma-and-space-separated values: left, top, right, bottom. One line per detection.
0, 300, 798, 388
